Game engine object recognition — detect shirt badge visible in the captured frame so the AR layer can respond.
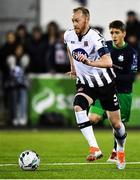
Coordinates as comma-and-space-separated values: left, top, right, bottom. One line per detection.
118, 55, 124, 62
84, 41, 88, 47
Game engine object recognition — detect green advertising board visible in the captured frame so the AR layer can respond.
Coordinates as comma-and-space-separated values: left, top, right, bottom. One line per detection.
127, 79, 140, 127
28, 74, 140, 128
28, 74, 76, 126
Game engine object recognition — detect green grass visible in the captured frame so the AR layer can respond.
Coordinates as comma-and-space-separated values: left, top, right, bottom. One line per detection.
0, 129, 140, 179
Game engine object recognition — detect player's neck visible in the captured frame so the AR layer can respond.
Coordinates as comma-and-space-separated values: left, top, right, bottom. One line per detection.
77, 26, 90, 41
113, 41, 126, 48
81, 26, 90, 36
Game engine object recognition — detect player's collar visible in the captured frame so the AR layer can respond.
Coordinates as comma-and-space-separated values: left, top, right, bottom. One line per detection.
112, 42, 128, 49
78, 27, 91, 41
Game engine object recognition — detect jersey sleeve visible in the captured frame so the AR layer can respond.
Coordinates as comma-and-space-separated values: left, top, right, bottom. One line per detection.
131, 50, 138, 72
93, 31, 110, 57
64, 31, 68, 44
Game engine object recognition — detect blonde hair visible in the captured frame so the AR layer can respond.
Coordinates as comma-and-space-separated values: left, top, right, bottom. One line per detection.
73, 7, 90, 17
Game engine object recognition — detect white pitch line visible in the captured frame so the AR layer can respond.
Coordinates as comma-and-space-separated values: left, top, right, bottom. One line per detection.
45, 162, 140, 166
0, 164, 17, 167
0, 162, 140, 167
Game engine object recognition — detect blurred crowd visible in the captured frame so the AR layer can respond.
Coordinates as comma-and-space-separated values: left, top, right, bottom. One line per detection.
125, 10, 140, 72
0, 21, 70, 127
0, 10, 140, 127
0, 21, 70, 75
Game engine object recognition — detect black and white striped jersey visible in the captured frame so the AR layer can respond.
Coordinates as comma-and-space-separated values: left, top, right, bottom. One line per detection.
64, 28, 116, 87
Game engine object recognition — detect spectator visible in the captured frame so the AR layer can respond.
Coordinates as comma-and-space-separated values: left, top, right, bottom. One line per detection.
0, 31, 17, 113
54, 30, 70, 73
44, 21, 60, 45
125, 11, 140, 74
126, 11, 140, 42
47, 30, 70, 73
28, 26, 47, 73
15, 24, 31, 50
74, 0, 88, 6
93, 26, 104, 35
44, 21, 60, 73
6, 44, 30, 126
0, 31, 17, 71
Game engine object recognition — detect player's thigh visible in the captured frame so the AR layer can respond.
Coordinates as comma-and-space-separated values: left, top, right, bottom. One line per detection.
118, 93, 132, 122
88, 100, 105, 122
76, 92, 93, 105
106, 109, 121, 128
99, 82, 120, 112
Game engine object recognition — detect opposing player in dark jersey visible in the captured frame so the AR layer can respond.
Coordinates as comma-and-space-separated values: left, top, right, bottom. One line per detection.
88, 20, 138, 163
64, 7, 127, 169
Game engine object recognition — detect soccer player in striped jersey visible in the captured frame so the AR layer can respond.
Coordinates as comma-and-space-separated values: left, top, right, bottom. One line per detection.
64, 7, 127, 169
88, 20, 138, 163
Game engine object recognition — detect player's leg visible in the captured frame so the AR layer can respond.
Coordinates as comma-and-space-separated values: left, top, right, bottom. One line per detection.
107, 110, 126, 152
86, 100, 105, 161
74, 89, 102, 161
107, 139, 117, 163
107, 93, 132, 163
118, 93, 132, 123
88, 99, 105, 124
107, 110, 126, 169
100, 83, 126, 169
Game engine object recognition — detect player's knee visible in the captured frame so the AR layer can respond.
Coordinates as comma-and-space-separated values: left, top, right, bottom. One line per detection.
112, 121, 121, 129
73, 95, 89, 111
88, 113, 101, 124
74, 105, 82, 112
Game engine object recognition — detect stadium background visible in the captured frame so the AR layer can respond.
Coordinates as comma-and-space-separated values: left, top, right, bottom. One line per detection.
0, 0, 140, 128
0, 0, 140, 179
40, 0, 140, 39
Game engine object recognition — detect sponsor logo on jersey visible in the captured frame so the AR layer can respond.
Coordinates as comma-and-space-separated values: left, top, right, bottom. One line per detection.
72, 48, 88, 61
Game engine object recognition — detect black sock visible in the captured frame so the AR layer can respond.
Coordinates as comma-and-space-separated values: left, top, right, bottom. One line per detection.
114, 139, 117, 151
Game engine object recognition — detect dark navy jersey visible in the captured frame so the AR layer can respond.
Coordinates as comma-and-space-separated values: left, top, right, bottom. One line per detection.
107, 41, 138, 93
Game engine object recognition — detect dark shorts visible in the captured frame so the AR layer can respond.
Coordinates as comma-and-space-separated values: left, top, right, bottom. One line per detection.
89, 93, 132, 122
76, 82, 120, 111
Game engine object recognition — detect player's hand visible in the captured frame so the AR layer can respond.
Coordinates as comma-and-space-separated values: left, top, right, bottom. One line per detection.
66, 71, 76, 79
78, 54, 90, 65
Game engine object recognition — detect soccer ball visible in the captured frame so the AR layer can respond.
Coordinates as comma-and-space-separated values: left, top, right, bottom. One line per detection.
18, 150, 40, 170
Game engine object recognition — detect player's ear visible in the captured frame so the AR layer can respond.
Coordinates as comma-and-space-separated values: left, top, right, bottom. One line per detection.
123, 31, 126, 37
86, 16, 90, 23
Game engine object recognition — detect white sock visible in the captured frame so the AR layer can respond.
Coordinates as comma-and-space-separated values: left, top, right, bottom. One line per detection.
114, 122, 126, 152
75, 110, 99, 148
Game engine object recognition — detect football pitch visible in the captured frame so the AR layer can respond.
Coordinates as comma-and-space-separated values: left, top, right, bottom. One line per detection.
0, 129, 140, 179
